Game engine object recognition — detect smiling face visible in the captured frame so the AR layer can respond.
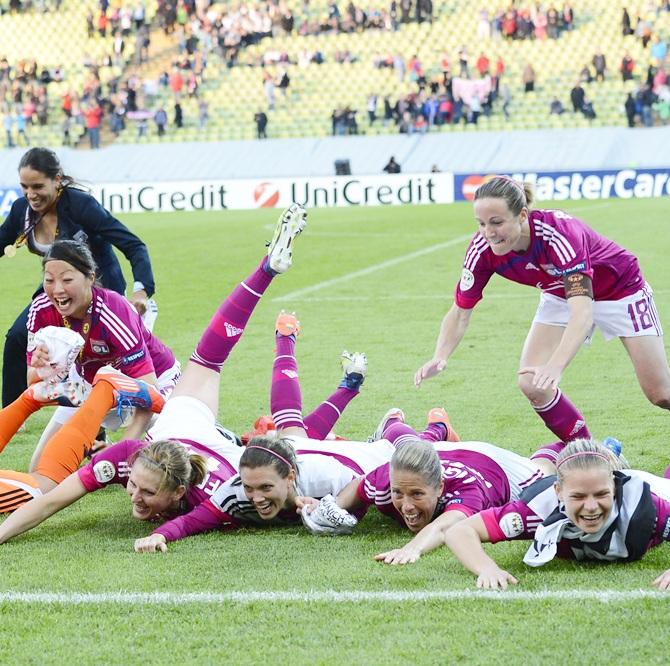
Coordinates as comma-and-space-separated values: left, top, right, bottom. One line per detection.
126, 461, 186, 521
474, 197, 530, 255
555, 468, 615, 533
43, 259, 94, 319
19, 166, 61, 215
390, 469, 442, 533
240, 465, 296, 520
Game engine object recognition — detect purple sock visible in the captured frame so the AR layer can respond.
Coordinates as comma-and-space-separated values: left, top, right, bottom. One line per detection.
533, 390, 591, 442
418, 423, 448, 443
383, 421, 433, 449
190, 260, 273, 372
531, 440, 565, 464
304, 387, 359, 440
271, 334, 305, 430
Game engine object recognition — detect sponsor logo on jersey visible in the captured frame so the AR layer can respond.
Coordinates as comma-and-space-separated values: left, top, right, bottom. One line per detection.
282, 369, 298, 379
90, 339, 110, 355
253, 181, 280, 208
563, 262, 587, 275
93, 460, 116, 484
525, 263, 539, 271
121, 349, 145, 365
224, 322, 244, 338
540, 263, 563, 277
499, 512, 524, 538
446, 498, 464, 505
663, 517, 670, 540
459, 267, 475, 291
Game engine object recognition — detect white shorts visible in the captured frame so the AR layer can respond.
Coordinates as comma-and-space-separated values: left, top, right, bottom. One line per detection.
50, 360, 182, 429
533, 283, 663, 342
147, 395, 243, 467
627, 469, 670, 502
288, 436, 396, 474
434, 441, 543, 500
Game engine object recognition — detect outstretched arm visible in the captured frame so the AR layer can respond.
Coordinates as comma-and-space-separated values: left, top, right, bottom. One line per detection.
374, 509, 468, 565
415, 303, 473, 387
0, 473, 88, 544
443, 514, 518, 589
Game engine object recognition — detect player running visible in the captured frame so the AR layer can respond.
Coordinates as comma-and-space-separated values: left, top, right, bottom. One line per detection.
415, 176, 670, 466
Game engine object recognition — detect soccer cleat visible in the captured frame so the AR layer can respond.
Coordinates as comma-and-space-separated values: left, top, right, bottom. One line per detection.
367, 407, 405, 442
241, 415, 277, 445
266, 203, 307, 274
427, 407, 460, 442
340, 350, 367, 391
25, 379, 89, 407
92, 366, 165, 415
602, 436, 629, 468
275, 310, 301, 337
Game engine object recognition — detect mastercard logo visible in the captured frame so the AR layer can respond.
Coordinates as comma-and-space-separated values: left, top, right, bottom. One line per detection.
253, 182, 280, 208
461, 174, 498, 201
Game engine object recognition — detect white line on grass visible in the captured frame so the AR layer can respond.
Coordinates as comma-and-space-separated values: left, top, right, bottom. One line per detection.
274, 234, 473, 301
0, 589, 667, 605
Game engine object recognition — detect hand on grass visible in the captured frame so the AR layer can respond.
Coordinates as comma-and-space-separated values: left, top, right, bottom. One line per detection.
374, 546, 422, 565
134, 533, 167, 553
476, 566, 518, 590
652, 569, 670, 590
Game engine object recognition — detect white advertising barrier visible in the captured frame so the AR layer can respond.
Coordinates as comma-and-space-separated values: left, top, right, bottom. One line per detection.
89, 172, 454, 214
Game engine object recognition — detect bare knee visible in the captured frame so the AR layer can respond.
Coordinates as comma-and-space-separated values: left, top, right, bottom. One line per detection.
648, 392, 670, 410
517, 373, 553, 405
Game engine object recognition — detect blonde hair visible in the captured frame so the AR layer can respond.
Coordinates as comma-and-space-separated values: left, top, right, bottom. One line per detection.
555, 438, 623, 485
474, 176, 535, 214
130, 440, 208, 493
390, 439, 442, 490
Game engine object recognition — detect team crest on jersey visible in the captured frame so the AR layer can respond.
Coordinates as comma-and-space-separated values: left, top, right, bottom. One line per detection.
93, 460, 116, 483
90, 339, 110, 355
459, 268, 475, 291
499, 512, 524, 538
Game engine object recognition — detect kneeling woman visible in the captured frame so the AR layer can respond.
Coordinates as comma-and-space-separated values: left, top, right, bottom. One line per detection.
443, 439, 670, 590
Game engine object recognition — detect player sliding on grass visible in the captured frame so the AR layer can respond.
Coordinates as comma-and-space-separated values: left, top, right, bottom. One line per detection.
0, 204, 307, 538
133, 310, 397, 552
441, 439, 670, 590
302, 409, 544, 556
415, 176, 670, 468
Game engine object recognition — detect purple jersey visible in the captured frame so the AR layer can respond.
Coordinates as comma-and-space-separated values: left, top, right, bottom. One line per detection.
27, 286, 174, 383
77, 438, 238, 541
358, 449, 511, 527
480, 473, 670, 560
456, 209, 644, 309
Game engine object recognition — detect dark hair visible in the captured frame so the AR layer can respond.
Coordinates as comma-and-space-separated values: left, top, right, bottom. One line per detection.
240, 436, 298, 479
474, 176, 535, 214
130, 440, 208, 494
18, 147, 76, 189
42, 240, 97, 277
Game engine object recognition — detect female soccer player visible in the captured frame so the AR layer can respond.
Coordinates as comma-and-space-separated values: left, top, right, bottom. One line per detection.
415, 176, 670, 463
442, 439, 670, 590
0, 204, 307, 536
16, 239, 178, 449
0, 147, 155, 407
314, 409, 543, 556
132, 310, 396, 552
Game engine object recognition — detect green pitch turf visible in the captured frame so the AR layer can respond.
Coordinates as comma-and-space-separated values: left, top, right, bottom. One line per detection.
0, 198, 668, 664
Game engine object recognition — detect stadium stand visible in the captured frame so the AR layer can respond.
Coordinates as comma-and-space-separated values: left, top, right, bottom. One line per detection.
0, 0, 668, 148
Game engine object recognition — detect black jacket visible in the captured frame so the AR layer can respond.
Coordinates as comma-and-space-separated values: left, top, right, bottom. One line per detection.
0, 186, 154, 297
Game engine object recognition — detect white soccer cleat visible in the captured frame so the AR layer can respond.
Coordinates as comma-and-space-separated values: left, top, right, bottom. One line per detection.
26, 379, 89, 407
340, 351, 367, 391
367, 407, 405, 442
266, 203, 307, 273
301, 494, 358, 535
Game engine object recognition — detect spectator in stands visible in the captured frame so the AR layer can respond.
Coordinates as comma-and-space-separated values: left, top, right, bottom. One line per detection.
522, 63, 536, 93
570, 81, 585, 112
457, 46, 470, 78
383, 95, 395, 126
198, 100, 209, 129
549, 97, 565, 115
154, 107, 167, 136
500, 84, 511, 120
4, 110, 14, 148
254, 110, 268, 139
393, 53, 406, 81
277, 67, 290, 98
639, 84, 656, 126
383, 156, 401, 173
621, 52, 636, 82
561, 3, 574, 32
83, 101, 103, 149
174, 102, 183, 129
477, 8, 491, 41
592, 49, 607, 81
581, 96, 596, 120
414, 113, 428, 133
476, 52, 490, 77
367, 94, 378, 125
579, 63, 593, 84
651, 35, 668, 63
15, 109, 29, 146
654, 90, 670, 125
534, 8, 548, 39
622, 7, 634, 36
625, 92, 638, 127
263, 70, 276, 110
547, 7, 560, 39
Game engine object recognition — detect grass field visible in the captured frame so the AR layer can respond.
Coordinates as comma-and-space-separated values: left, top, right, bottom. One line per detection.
0, 198, 669, 664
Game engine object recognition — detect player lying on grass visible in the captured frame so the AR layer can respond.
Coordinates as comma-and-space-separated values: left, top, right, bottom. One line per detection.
441, 439, 670, 590
0, 204, 307, 538
301, 409, 546, 560
415, 176, 670, 458
133, 310, 396, 552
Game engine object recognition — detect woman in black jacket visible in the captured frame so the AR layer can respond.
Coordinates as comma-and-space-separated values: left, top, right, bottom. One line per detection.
0, 147, 155, 406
